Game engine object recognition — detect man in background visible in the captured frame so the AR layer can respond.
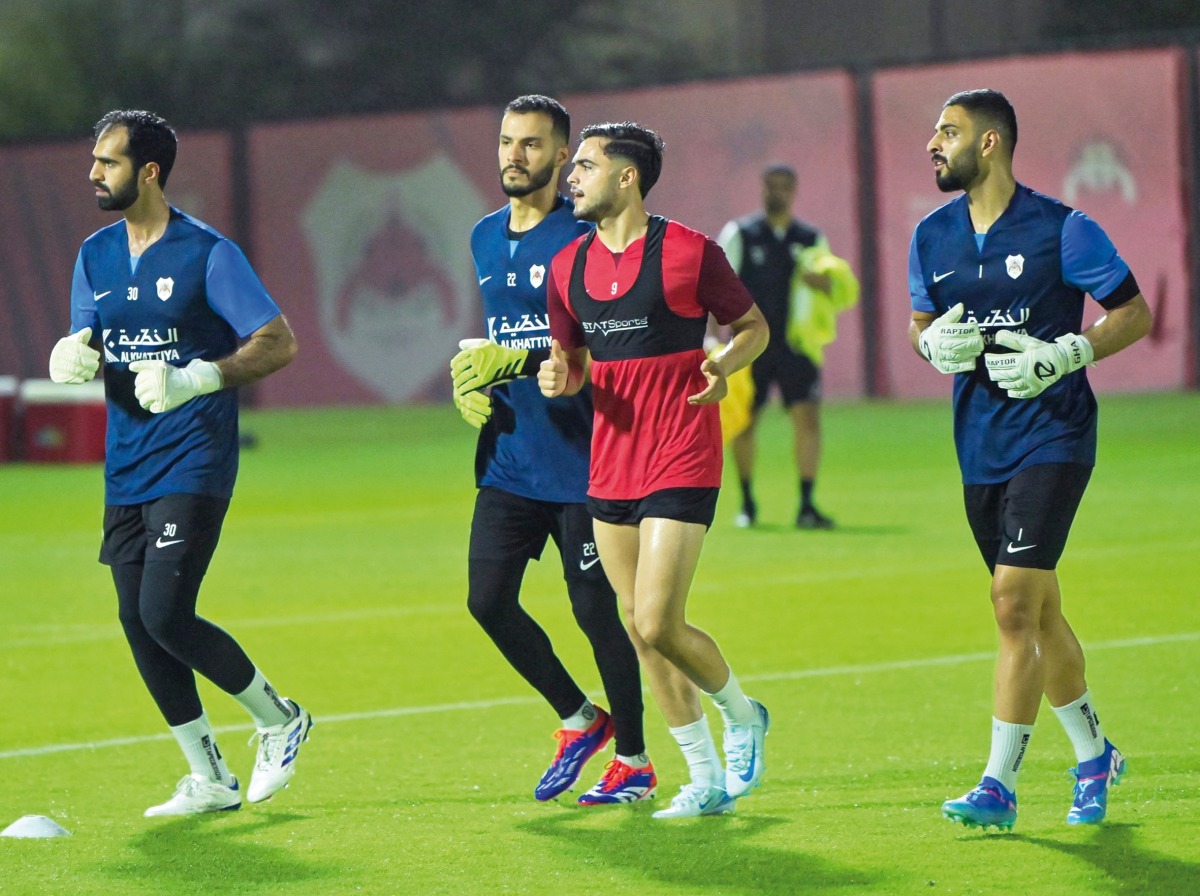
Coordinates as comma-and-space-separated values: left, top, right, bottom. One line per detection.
718, 164, 854, 529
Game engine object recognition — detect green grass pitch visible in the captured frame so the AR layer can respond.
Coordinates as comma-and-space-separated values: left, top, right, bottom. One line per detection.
1, 393, 1197, 895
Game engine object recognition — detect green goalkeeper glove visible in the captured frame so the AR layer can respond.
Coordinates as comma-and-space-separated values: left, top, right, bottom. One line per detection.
453, 388, 492, 429
984, 330, 1093, 399
451, 338, 528, 395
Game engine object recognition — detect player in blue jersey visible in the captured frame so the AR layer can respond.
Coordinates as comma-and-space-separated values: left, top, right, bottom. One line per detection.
908, 90, 1151, 830
48, 110, 311, 817
449, 95, 653, 805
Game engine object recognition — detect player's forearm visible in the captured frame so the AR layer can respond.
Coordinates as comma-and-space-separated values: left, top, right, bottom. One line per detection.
1081, 294, 1151, 362
712, 307, 769, 376
215, 315, 298, 388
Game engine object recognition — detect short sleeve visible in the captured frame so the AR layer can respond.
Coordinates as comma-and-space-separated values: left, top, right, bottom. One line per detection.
1060, 210, 1131, 302
547, 252, 584, 350
206, 240, 282, 338
69, 251, 101, 334
698, 239, 754, 325
908, 231, 934, 313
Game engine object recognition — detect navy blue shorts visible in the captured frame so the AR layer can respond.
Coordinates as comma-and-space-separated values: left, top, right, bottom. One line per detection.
588, 487, 720, 529
100, 493, 229, 576
963, 463, 1092, 573
751, 346, 821, 409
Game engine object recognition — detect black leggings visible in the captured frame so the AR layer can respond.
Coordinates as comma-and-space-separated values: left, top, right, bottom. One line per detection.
468, 556, 645, 756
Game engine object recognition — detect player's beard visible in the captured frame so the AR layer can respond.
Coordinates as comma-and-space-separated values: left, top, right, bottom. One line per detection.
934, 149, 981, 193
500, 159, 556, 198
96, 177, 139, 211
572, 189, 616, 223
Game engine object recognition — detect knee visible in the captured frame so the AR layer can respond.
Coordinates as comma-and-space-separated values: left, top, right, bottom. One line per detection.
990, 584, 1038, 635
467, 585, 512, 631
631, 611, 678, 655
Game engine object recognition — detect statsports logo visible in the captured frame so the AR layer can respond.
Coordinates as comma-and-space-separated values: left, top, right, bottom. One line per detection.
582, 317, 649, 336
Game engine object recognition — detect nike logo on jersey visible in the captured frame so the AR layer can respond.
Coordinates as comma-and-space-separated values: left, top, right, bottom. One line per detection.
155, 537, 185, 548
1006, 542, 1037, 554
932, 271, 955, 283
94, 290, 112, 301
478, 276, 492, 285
580, 557, 601, 571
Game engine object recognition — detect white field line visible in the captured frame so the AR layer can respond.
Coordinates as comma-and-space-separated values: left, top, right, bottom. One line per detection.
1, 631, 1194, 762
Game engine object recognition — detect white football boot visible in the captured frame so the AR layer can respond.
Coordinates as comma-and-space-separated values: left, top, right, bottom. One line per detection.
651, 783, 736, 819
247, 699, 313, 802
144, 774, 241, 817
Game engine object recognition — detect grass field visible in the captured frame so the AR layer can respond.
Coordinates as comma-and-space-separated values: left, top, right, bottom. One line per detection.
1, 393, 1197, 895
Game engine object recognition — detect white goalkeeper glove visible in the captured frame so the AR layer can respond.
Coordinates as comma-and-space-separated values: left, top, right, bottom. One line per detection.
984, 330, 1094, 399
451, 338, 528, 394
128, 358, 223, 414
453, 388, 492, 429
918, 303, 984, 374
49, 327, 100, 384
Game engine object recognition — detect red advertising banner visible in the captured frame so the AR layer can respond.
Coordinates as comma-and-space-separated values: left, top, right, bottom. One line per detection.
0, 132, 236, 379
249, 72, 862, 407
874, 49, 1190, 398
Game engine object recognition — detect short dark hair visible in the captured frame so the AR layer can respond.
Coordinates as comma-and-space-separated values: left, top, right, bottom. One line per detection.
577, 122, 665, 197
943, 89, 1018, 155
93, 109, 178, 187
503, 95, 570, 145
763, 163, 796, 182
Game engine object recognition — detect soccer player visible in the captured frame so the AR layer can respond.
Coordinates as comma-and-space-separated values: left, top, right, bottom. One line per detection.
48, 110, 311, 817
538, 122, 771, 819
908, 89, 1151, 829
450, 96, 654, 805
717, 165, 842, 529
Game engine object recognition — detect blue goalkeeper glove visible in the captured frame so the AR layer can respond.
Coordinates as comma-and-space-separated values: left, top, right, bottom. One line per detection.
451, 338, 528, 394
984, 330, 1093, 399
128, 358, 223, 414
918, 303, 984, 374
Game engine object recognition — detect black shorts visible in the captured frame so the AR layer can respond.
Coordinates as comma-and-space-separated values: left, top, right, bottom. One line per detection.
964, 463, 1092, 573
100, 493, 229, 573
588, 487, 720, 529
469, 487, 607, 584
751, 346, 821, 410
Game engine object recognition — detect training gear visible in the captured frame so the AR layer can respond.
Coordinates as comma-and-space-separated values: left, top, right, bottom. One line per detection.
577, 759, 658, 805
247, 700, 312, 803
918, 303, 983, 374
144, 774, 242, 817
129, 358, 224, 414
985, 330, 1093, 399
534, 707, 614, 801
942, 776, 1017, 830
724, 698, 770, 798
1067, 739, 1126, 825
49, 328, 100, 383
651, 784, 736, 819
452, 338, 528, 394
453, 388, 492, 429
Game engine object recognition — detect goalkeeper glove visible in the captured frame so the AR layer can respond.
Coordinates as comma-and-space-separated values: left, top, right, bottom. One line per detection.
918, 303, 984, 374
128, 358, 223, 414
49, 327, 100, 383
451, 338, 528, 394
984, 330, 1093, 399
453, 388, 492, 429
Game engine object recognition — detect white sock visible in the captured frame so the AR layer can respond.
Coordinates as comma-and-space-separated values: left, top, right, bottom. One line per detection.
170, 713, 233, 785
233, 668, 293, 728
616, 753, 650, 769
982, 718, 1034, 792
1052, 689, 1107, 763
704, 668, 754, 728
668, 717, 722, 788
560, 700, 598, 731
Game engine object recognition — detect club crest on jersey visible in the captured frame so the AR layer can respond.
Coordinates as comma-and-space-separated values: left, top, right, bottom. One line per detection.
529, 264, 545, 288
156, 277, 175, 300
1005, 255, 1025, 280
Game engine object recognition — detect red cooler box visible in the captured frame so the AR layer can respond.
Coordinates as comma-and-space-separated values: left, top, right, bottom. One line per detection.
19, 378, 107, 463
0, 376, 16, 462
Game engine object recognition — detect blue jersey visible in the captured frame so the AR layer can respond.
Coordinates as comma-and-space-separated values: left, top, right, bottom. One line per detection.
70, 208, 281, 504
908, 184, 1135, 484
469, 197, 593, 503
